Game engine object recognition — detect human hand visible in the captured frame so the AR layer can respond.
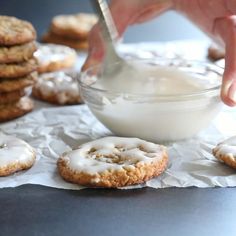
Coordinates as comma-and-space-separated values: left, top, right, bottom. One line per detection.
82, 0, 173, 70
174, 0, 236, 106
83, 0, 236, 106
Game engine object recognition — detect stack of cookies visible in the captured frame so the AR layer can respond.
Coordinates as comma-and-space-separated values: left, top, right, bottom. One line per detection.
42, 13, 97, 50
0, 16, 38, 122
33, 43, 83, 105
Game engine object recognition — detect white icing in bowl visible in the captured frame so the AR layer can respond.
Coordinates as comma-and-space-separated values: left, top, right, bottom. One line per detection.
79, 58, 223, 142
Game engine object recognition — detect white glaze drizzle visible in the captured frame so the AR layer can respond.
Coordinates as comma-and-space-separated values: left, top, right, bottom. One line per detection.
35, 71, 79, 101
34, 43, 76, 65
214, 136, 236, 158
61, 136, 166, 174
53, 13, 98, 31
0, 133, 35, 167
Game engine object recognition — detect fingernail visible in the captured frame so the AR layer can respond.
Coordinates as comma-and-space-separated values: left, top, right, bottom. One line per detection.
222, 80, 232, 97
229, 89, 236, 103
228, 82, 236, 104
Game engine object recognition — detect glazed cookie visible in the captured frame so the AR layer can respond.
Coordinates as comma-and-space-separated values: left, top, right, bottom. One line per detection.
42, 32, 89, 50
32, 71, 82, 105
0, 133, 36, 176
0, 97, 34, 122
34, 43, 77, 73
208, 44, 225, 61
0, 41, 37, 63
0, 72, 37, 93
0, 16, 36, 46
0, 58, 37, 78
213, 136, 236, 169
0, 89, 26, 105
50, 13, 98, 40
57, 137, 168, 188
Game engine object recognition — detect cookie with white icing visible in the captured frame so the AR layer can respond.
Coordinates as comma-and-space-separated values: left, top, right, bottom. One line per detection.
32, 71, 82, 105
213, 136, 236, 169
34, 43, 77, 73
0, 134, 36, 176
57, 137, 168, 188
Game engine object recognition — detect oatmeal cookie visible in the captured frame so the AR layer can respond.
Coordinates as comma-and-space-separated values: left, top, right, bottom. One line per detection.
0, 58, 37, 78
0, 41, 37, 63
50, 13, 97, 40
213, 136, 236, 169
35, 43, 77, 73
0, 89, 26, 105
42, 32, 88, 50
0, 96, 34, 122
208, 44, 225, 61
0, 16, 36, 46
0, 72, 37, 92
0, 133, 36, 176
57, 137, 168, 188
32, 71, 82, 105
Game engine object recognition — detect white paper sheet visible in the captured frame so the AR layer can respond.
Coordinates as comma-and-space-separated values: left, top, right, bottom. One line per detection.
0, 102, 236, 189
1, 41, 236, 190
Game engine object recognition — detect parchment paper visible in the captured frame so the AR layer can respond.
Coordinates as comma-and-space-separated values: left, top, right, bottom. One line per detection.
0, 41, 236, 190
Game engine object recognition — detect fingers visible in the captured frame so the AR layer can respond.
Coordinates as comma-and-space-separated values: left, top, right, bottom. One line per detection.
130, 0, 173, 24
82, 0, 173, 71
82, 0, 135, 71
214, 16, 236, 106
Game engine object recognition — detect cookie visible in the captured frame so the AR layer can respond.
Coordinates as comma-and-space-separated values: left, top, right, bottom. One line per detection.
0, 58, 37, 78
208, 44, 225, 61
0, 16, 36, 46
0, 97, 34, 122
34, 43, 77, 73
50, 13, 97, 40
0, 89, 26, 105
57, 137, 168, 188
0, 72, 37, 93
212, 136, 236, 169
0, 41, 37, 64
0, 133, 36, 176
42, 32, 89, 50
32, 71, 82, 105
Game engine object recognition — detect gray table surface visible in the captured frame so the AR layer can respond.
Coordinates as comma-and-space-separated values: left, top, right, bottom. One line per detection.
0, 1, 234, 236
1, 185, 235, 236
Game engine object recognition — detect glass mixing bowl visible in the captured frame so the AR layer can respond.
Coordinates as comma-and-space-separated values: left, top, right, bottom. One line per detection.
78, 58, 223, 142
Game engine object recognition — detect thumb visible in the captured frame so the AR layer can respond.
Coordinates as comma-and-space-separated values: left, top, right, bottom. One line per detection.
81, 24, 104, 71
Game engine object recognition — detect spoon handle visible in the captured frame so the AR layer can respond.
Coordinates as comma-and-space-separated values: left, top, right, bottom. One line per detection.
91, 0, 119, 44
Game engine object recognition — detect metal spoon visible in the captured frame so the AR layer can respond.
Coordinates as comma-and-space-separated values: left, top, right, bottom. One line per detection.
91, 0, 137, 76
